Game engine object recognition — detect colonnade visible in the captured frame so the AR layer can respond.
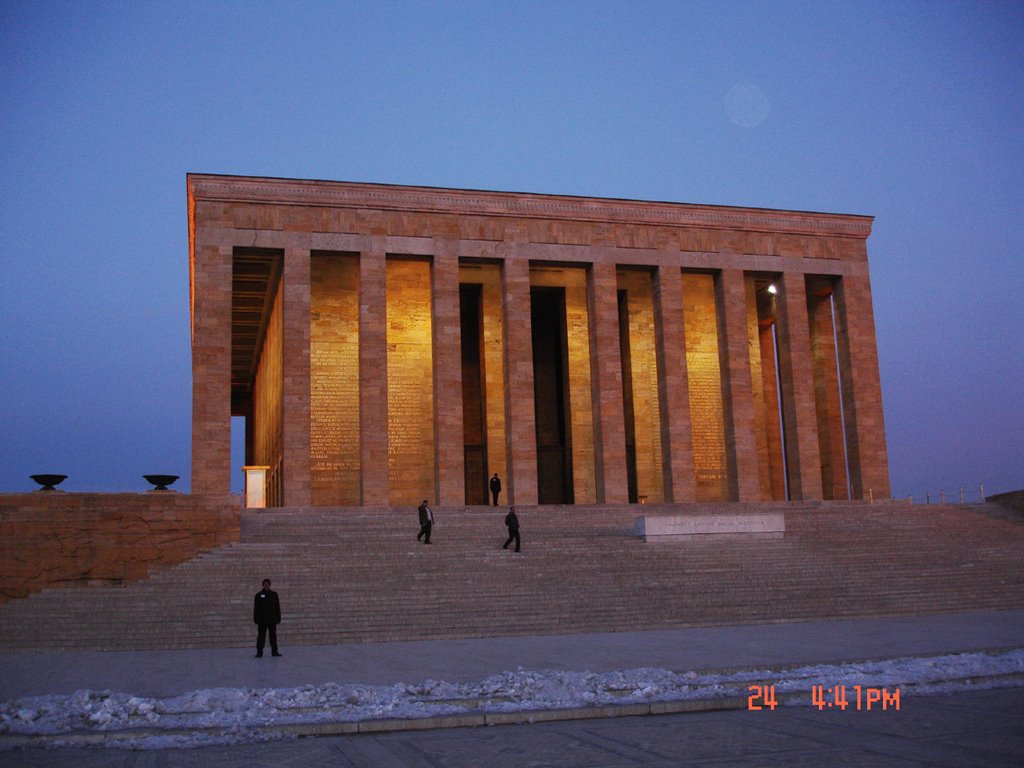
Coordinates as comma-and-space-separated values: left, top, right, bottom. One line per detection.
188, 175, 890, 508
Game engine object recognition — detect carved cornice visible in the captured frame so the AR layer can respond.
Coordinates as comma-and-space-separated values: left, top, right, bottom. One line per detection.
187, 174, 873, 239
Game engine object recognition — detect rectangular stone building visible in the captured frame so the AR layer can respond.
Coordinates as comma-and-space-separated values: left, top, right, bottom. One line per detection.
188, 174, 890, 507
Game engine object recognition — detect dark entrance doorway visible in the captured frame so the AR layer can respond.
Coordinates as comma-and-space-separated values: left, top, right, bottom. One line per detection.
460, 283, 489, 504
531, 287, 574, 504
617, 289, 639, 503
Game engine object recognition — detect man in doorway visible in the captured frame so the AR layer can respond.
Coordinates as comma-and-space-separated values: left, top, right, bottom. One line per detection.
417, 499, 434, 544
489, 473, 502, 505
253, 579, 282, 657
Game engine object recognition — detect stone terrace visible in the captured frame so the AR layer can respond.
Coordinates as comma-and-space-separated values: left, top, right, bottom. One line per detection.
0, 501, 1022, 651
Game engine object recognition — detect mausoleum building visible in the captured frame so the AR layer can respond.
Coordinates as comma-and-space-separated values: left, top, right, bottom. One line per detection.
188, 174, 889, 508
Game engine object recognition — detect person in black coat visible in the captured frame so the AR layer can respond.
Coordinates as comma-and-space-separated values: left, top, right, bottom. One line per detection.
489, 473, 502, 505
253, 579, 282, 657
417, 499, 434, 544
502, 506, 521, 552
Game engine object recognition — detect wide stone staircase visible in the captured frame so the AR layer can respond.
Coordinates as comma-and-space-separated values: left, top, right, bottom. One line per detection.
1, 501, 1022, 651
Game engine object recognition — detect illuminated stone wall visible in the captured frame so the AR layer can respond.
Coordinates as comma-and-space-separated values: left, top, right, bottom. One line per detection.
682, 272, 729, 502
530, 266, 597, 504
386, 258, 434, 505
746, 276, 786, 500
189, 175, 890, 506
459, 263, 508, 487
310, 252, 360, 505
252, 282, 283, 505
617, 269, 664, 503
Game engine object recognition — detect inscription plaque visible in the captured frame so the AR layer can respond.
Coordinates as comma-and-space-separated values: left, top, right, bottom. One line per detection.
635, 512, 785, 540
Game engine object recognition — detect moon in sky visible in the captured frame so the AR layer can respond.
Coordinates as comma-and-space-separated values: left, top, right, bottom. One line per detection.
725, 83, 770, 128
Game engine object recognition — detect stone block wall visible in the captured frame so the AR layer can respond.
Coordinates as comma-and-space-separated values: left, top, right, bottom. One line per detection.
0, 493, 240, 604
310, 252, 361, 505
188, 175, 891, 505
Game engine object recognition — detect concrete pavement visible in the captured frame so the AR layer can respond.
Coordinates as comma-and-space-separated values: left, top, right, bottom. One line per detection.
2, 609, 1023, 766
3, 687, 1023, 767
3, 609, 1024, 700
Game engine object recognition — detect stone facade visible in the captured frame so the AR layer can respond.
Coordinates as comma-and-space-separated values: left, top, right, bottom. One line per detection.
188, 175, 891, 507
0, 493, 239, 603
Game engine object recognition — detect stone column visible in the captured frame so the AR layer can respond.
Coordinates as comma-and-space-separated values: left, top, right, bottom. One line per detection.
281, 247, 312, 507
652, 266, 696, 503
588, 261, 629, 503
807, 278, 850, 500
359, 239, 389, 505
715, 269, 760, 501
432, 241, 465, 505
775, 271, 823, 500
834, 273, 891, 499
191, 239, 233, 497
502, 254, 538, 505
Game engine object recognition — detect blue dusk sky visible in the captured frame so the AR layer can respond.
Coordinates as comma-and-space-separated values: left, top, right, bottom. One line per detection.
1, 1, 1021, 499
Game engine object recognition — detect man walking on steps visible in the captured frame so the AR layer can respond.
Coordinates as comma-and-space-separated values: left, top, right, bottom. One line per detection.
503, 506, 521, 552
253, 578, 282, 657
417, 499, 434, 544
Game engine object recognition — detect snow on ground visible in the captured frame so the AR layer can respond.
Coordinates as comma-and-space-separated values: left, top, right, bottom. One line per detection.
2, 649, 1022, 750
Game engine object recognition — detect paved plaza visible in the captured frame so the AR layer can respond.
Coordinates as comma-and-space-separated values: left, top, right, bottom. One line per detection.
2, 610, 1023, 766
2, 687, 1022, 767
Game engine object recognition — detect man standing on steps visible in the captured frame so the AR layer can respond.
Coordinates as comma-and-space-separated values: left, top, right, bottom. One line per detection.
417, 499, 434, 544
253, 578, 282, 657
489, 472, 502, 505
503, 506, 521, 552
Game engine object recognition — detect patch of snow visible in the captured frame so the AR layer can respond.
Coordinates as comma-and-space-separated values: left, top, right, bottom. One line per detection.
1, 649, 1021, 750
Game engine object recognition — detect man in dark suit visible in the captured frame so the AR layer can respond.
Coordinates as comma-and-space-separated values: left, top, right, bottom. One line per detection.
489, 473, 502, 505
253, 578, 282, 657
417, 499, 434, 544
503, 506, 521, 552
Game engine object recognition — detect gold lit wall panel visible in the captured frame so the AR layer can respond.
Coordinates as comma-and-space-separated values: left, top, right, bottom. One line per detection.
310, 253, 361, 505
386, 258, 435, 504
253, 282, 283, 504
530, 267, 597, 503
682, 272, 728, 502
618, 269, 664, 503
746, 277, 786, 499
459, 263, 508, 481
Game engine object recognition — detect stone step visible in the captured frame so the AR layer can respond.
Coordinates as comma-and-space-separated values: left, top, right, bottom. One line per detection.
1, 501, 1022, 651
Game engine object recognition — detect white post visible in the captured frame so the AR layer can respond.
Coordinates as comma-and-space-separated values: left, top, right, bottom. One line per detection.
980, 483, 986, 503
243, 465, 270, 509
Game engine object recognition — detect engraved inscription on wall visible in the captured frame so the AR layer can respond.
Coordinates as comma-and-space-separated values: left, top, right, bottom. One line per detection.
310, 253, 360, 505
387, 258, 435, 504
682, 272, 728, 501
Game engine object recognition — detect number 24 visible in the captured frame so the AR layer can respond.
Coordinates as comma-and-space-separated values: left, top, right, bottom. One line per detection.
747, 684, 778, 711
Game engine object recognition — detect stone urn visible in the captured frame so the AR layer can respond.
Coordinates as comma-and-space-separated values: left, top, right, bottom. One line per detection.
30, 474, 67, 491
143, 474, 180, 491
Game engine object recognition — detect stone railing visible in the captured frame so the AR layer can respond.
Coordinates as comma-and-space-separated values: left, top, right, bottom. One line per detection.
0, 493, 241, 604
